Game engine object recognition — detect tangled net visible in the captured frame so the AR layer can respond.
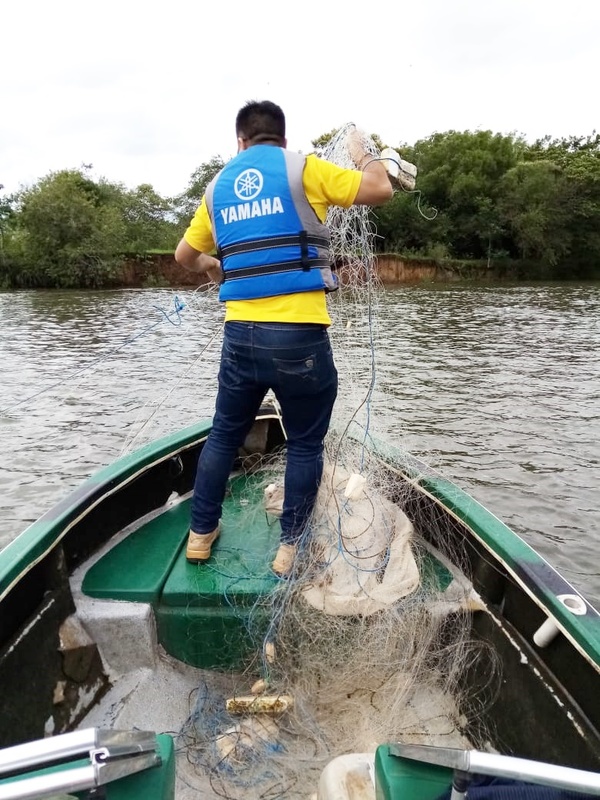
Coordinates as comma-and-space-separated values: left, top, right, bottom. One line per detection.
174, 127, 498, 799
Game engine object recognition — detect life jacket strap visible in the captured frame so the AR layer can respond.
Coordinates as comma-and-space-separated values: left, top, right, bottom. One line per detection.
219, 232, 329, 260
299, 230, 309, 271
222, 258, 331, 282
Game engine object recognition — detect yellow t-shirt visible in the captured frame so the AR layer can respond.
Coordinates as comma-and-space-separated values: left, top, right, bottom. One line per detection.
183, 153, 362, 325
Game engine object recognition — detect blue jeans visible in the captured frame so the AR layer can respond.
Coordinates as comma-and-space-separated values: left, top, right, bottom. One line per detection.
191, 322, 338, 545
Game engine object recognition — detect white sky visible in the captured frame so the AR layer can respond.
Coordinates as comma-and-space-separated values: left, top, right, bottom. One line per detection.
2, 0, 598, 199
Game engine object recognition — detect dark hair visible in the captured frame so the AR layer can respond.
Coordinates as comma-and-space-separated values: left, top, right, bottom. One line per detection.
235, 100, 286, 145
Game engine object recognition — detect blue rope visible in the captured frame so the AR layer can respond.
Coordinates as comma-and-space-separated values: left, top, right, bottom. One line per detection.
1, 295, 188, 416
152, 295, 185, 325
359, 259, 378, 471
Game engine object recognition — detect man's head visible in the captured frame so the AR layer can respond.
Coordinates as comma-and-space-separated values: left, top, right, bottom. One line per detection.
236, 100, 286, 151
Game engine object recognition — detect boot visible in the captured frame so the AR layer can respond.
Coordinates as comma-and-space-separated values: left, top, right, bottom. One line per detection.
186, 525, 220, 563
272, 543, 297, 577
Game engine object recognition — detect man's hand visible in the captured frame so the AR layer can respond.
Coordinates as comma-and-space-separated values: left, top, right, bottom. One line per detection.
380, 147, 417, 191
194, 253, 223, 285
195, 252, 220, 275
206, 262, 224, 285
175, 240, 223, 283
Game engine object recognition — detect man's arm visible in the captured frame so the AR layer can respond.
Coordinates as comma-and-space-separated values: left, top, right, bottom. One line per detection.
346, 130, 394, 206
174, 240, 223, 284
353, 160, 394, 206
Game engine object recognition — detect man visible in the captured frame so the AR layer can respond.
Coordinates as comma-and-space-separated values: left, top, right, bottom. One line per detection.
175, 100, 393, 576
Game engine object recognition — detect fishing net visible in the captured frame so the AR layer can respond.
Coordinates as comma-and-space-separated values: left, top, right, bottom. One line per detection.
176, 454, 497, 799
175, 127, 499, 799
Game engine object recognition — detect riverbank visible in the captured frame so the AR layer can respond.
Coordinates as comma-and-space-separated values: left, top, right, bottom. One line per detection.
375, 254, 518, 283
122, 252, 520, 288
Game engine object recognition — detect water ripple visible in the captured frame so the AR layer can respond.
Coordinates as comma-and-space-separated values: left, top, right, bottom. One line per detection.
1, 283, 599, 608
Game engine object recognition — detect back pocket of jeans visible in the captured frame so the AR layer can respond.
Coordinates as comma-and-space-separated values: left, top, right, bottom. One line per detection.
273, 354, 318, 392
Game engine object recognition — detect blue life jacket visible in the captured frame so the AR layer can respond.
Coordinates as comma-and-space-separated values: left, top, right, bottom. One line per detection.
204, 145, 337, 301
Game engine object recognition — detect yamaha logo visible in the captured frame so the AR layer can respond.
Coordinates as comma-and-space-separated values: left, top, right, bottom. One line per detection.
234, 169, 263, 201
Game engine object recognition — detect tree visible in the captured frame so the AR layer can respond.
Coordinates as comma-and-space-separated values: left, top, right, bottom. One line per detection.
498, 160, 572, 266
16, 170, 128, 287
399, 130, 524, 259
371, 189, 447, 255
0, 185, 16, 258
524, 134, 600, 275
174, 156, 226, 229
527, 133, 600, 166
120, 183, 179, 252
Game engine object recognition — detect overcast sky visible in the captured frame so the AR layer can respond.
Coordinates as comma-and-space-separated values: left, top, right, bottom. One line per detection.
2, 0, 598, 199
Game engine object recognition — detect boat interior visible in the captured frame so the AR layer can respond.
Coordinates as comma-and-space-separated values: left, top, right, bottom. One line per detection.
1, 408, 600, 799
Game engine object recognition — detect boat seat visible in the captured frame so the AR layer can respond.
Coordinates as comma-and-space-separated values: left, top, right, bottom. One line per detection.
81, 473, 457, 671
82, 473, 280, 670
82, 501, 191, 604
160, 474, 278, 608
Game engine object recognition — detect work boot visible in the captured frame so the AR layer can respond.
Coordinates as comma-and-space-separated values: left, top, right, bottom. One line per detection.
186, 525, 220, 563
272, 543, 297, 577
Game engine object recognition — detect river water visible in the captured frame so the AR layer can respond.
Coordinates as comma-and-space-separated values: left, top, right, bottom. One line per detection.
1, 283, 599, 609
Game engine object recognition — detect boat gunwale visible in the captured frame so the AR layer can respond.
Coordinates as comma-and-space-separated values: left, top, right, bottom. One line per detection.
0, 418, 214, 603
364, 433, 600, 668
2, 413, 599, 669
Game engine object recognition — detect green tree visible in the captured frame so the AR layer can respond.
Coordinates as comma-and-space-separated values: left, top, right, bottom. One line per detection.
121, 183, 179, 252
174, 156, 226, 229
525, 135, 600, 276
566, 150, 600, 275
401, 130, 523, 260
498, 160, 572, 266
16, 170, 128, 287
371, 189, 447, 255
527, 133, 600, 166
0, 185, 16, 258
